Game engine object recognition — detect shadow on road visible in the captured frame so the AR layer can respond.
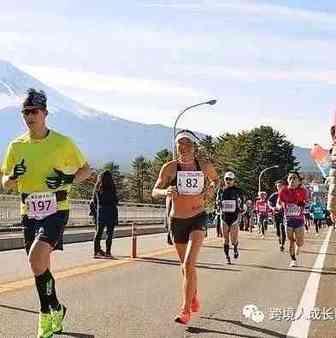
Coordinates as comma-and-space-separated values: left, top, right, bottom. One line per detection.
203, 245, 263, 252
0, 303, 38, 314
235, 263, 336, 275
137, 257, 242, 272
200, 317, 286, 338
186, 325, 260, 337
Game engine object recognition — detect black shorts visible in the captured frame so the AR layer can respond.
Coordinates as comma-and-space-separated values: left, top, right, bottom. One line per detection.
170, 212, 207, 244
22, 210, 69, 254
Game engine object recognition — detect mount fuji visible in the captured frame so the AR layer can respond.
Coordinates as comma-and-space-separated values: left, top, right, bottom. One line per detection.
0, 60, 173, 170
0, 60, 317, 173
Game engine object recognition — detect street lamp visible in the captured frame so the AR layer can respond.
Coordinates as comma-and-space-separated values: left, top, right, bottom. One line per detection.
172, 99, 217, 159
258, 165, 279, 193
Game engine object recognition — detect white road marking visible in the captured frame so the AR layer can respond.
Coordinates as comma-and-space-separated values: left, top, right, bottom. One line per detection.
287, 228, 332, 338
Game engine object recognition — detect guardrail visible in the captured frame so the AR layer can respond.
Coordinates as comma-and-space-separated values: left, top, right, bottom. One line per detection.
0, 194, 166, 227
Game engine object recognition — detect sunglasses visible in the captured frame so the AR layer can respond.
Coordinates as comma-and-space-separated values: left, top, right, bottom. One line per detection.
225, 178, 233, 181
22, 109, 40, 116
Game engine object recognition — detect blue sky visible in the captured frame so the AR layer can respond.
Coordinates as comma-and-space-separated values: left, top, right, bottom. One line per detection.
2, 0, 336, 148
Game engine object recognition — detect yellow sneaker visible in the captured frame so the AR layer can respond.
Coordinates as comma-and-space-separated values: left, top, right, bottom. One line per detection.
51, 304, 67, 333
37, 312, 53, 338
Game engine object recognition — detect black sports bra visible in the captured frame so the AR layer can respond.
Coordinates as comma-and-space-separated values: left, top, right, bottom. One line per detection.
170, 159, 202, 187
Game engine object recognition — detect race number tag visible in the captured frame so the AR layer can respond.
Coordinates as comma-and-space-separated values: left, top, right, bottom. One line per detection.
177, 171, 204, 195
286, 204, 302, 217
222, 200, 236, 212
258, 204, 267, 213
26, 192, 57, 220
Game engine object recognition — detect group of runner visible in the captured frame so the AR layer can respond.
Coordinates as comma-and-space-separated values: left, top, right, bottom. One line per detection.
1, 88, 335, 335
215, 171, 311, 267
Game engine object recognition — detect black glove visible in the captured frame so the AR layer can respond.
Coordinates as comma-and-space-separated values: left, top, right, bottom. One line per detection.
9, 159, 26, 180
46, 169, 75, 189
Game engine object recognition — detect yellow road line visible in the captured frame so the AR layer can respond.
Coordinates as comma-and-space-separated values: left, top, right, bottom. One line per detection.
0, 237, 220, 295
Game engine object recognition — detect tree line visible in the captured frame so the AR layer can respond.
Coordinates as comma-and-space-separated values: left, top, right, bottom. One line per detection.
69, 125, 304, 203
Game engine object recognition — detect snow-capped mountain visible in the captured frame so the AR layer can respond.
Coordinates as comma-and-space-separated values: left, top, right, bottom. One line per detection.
0, 61, 173, 170
0, 60, 317, 173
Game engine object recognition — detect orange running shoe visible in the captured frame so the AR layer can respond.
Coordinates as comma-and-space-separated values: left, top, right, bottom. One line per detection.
191, 294, 200, 313
174, 309, 191, 325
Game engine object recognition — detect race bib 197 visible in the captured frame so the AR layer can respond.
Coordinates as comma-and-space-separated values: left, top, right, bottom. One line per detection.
286, 204, 302, 217
25, 192, 58, 220
177, 171, 204, 195
222, 200, 236, 212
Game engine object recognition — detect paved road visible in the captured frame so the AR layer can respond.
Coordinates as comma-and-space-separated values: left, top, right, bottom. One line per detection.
0, 226, 335, 338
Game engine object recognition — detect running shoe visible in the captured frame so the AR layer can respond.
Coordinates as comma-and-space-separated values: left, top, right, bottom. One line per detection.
174, 309, 191, 325
51, 304, 67, 333
233, 249, 239, 259
105, 252, 114, 259
280, 245, 284, 252
94, 250, 106, 259
191, 294, 200, 313
226, 256, 231, 265
37, 312, 53, 338
289, 260, 297, 267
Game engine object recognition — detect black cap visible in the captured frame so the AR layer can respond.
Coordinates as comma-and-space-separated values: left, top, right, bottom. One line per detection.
22, 88, 47, 110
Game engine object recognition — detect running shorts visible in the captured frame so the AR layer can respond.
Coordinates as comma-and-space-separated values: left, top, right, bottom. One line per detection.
170, 212, 207, 244
22, 210, 69, 253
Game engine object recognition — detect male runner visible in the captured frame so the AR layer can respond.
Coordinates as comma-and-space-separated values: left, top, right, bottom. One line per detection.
1, 88, 91, 337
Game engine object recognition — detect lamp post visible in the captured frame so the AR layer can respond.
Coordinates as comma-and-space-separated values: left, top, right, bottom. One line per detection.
172, 99, 217, 159
258, 165, 279, 193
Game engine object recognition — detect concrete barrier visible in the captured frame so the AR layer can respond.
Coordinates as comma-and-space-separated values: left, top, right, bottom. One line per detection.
0, 225, 166, 251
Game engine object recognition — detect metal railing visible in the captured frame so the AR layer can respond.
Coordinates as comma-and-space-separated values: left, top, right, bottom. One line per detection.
0, 194, 166, 227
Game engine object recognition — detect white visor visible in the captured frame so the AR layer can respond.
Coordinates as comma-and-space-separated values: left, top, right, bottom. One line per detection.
175, 131, 198, 143
224, 171, 235, 179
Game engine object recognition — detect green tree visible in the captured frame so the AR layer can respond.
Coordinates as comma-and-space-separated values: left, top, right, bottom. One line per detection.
127, 156, 152, 203
199, 135, 216, 162
213, 126, 298, 199
247, 126, 298, 195
149, 149, 173, 203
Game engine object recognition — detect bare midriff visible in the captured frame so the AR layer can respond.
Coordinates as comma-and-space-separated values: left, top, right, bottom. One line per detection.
170, 195, 205, 219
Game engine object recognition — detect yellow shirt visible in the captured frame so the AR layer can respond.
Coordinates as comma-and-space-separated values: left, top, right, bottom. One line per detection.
1, 130, 87, 214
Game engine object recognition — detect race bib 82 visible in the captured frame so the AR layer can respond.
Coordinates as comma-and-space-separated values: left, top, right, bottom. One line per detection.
177, 171, 204, 195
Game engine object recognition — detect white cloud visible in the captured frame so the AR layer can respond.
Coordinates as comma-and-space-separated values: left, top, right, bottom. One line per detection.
143, 0, 336, 25
170, 64, 336, 86
20, 65, 206, 98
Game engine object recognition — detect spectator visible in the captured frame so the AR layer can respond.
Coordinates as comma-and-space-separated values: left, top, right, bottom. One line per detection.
91, 170, 118, 258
